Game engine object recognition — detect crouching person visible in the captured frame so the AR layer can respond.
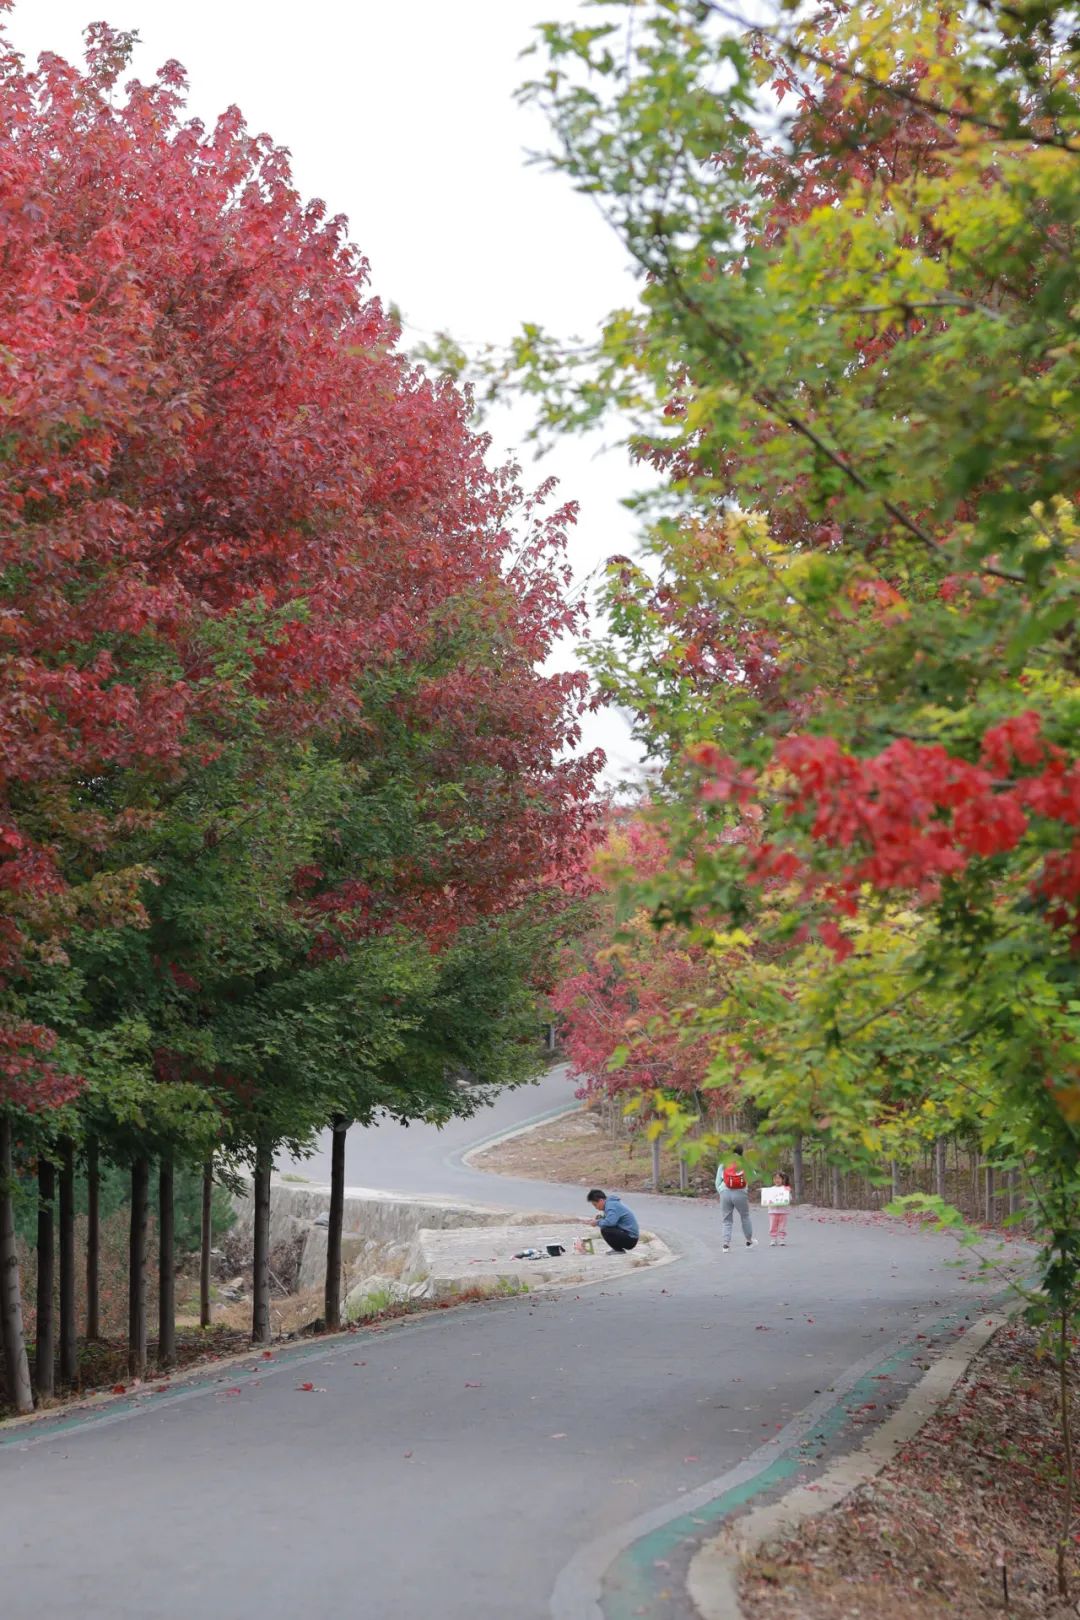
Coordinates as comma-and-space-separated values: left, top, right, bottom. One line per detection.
587, 1188, 639, 1252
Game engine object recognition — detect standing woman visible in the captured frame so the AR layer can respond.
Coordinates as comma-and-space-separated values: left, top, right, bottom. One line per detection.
716, 1146, 756, 1252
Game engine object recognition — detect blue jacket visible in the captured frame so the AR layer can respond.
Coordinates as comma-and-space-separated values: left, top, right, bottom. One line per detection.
599, 1194, 639, 1239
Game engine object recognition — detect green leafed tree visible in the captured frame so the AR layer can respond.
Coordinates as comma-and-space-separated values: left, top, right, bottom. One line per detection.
511, 2, 1080, 1585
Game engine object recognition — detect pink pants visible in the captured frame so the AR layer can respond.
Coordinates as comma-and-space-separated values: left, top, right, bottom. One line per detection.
769, 1210, 788, 1240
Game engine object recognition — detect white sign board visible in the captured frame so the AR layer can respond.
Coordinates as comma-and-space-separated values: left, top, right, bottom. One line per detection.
760, 1186, 791, 1207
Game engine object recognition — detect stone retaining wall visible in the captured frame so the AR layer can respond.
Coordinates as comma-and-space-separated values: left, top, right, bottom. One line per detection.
230, 1177, 561, 1314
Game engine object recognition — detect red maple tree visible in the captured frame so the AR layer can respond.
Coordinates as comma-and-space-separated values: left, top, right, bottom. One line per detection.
0, 19, 599, 1108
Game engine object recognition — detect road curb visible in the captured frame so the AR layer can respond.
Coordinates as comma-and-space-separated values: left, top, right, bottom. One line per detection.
685, 1308, 1012, 1620
460, 1101, 585, 1167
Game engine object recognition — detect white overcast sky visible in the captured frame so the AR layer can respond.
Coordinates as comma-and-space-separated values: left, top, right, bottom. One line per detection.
8, 1, 650, 785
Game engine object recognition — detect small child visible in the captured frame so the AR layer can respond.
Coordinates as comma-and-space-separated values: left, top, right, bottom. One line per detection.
768, 1171, 791, 1246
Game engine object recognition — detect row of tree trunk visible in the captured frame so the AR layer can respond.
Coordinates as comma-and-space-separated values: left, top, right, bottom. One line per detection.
794, 1139, 1031, 1227
2, 1122, 347, 1417
1, 1138, 224, 1415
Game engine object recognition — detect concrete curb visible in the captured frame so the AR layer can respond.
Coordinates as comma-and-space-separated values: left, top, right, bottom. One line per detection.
460, 1101, 585, 1168
685, 1308, 1012, 1620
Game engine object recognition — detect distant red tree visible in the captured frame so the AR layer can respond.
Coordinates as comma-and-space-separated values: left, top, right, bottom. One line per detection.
552, 812, 738, 1112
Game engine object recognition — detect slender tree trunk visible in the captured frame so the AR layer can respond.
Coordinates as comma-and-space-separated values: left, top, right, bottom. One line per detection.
58, 1138, 77, 1386
85, 1137, 100, 1341
34, 1157, 55, 1400
251, 1142, 272, 1346
158, 1151, 175, 1368
1008, 1167, 1020, 1219
934, 1136, 947, 1201
792, 1136, 805, 1204
325, 1117, 348, 1331
199, 1159, 213, 1331
890, 1160, 901, 1202
831, 1165, 842, 1208
984, 1164, 995, 1226
650, 1134, 661, 1193
0, 1116, 33, 1414
128, 1157, 149, 1380
1057, 1290, 1075, 1600
678, 1153, 689, 1192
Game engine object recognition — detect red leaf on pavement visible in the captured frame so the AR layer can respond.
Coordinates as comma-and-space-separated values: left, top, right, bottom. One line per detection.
111, 1384, 126, 1394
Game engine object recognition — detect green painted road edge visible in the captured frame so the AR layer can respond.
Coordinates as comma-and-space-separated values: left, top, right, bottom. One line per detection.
0, 1294, 520, 1452
0, 1329, 370, 1450
600, 1293, 1012, 1620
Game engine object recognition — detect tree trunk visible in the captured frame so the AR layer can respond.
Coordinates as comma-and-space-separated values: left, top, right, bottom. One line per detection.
85, 1137, 100, 1341
792, 1136, 805, 1204
831, 1165, 842, 1208
35, 1156, 55, 1400
1008, 1167, 1020, 1219
1058, 1290, 1075, 1600
890, 1160, 901, 1202
325, 1117, 348, 1331
934, 1136, 947, 1200
678, 1153, 689, 1192
128, 1157, 149, 1380
158, 1151, 175, 1368
0, 1116, 33, 1414
985, 1163, 995, 1226
200, 1159, 213, 1331
251, 1142, 272, 1345
58, 1137, 77, 1386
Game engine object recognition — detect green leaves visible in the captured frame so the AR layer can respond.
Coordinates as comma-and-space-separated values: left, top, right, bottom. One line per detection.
516, 2, 1080, 1340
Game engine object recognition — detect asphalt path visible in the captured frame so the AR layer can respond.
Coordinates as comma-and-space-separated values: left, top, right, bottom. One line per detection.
1, 1069, 1002, 1620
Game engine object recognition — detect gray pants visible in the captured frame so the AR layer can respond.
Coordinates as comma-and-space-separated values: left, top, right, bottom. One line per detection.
720, 1189, 753, 1246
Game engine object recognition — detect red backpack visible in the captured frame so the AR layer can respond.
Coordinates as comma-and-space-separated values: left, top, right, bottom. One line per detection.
722, 1163, 747, 1190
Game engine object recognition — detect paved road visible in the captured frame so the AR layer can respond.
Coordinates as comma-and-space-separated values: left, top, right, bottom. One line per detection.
1, 1071, 1002, 1620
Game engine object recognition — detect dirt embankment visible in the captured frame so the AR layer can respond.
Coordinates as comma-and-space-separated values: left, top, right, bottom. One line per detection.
471, 1107, 716, 1195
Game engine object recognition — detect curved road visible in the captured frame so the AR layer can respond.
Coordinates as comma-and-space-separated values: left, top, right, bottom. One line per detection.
2, 1069, 1003, 1620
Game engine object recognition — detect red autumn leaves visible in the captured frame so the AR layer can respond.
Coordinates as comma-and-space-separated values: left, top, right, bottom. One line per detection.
692, 711, 1080, 956
0, 25, 598, 1108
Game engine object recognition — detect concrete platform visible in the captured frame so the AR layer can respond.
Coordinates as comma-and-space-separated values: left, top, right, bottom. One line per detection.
233, 1176, 677, 1322
407, 1220, 675, 1298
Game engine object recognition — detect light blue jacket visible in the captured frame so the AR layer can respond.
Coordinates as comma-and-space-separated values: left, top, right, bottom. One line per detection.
599, 1194, 639, 1239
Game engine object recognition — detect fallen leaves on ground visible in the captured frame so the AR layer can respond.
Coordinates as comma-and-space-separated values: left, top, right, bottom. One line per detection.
740, 1322, 1079, 1619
